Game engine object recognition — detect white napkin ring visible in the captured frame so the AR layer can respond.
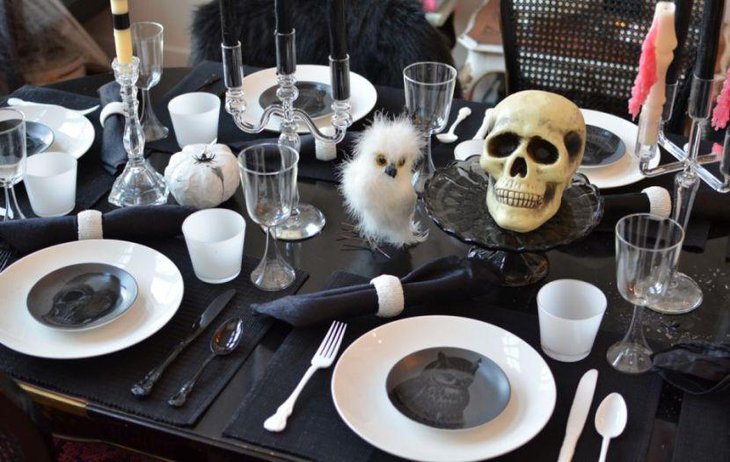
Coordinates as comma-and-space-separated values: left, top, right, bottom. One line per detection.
315, 126, 338, 161
77, 210, 103, 240
642, 186, 672, 219
99, 102, 125, 126
370, 274, 404, 318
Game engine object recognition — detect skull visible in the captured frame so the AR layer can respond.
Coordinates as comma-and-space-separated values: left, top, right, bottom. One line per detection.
479, 90, 585, 233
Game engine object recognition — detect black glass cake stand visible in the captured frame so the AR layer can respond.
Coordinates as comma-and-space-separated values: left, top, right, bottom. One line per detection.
423, 157, 604, 286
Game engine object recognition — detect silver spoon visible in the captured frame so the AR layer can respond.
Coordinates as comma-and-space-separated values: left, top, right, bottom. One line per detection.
594, 392, 627, 462
167, 317, 244, 407
8, 98, 100, 116
436, 107, 472, 143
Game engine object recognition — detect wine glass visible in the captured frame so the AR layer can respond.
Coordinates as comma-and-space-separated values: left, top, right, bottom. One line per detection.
132, 22, 168, 141
608, 213, 684, 374
403, 62, 457, 193
0, 108, 27, 221
238, 143, 299, 291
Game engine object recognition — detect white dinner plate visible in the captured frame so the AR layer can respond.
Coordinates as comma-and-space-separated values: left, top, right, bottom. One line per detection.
241, 65, 377, 133
0, 240, 184, 359
16, 105, 95, 159
331, 315, 556, 462
578, 109, 659, 189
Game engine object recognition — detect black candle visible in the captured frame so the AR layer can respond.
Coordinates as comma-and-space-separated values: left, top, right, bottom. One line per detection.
666, 0, 693, 85
219, 0, 235, 46
275, 0, 293, 34
694, 0, 725, 80
327, 0, 347, 60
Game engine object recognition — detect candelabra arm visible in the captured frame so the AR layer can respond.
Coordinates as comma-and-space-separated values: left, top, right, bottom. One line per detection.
292, 107, 347, 143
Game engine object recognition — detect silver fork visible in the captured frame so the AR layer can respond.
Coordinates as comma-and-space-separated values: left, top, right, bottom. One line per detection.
263, 321, 347, 432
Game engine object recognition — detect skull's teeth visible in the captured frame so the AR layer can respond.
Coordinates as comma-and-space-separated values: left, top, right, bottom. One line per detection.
494, 188, 544, 209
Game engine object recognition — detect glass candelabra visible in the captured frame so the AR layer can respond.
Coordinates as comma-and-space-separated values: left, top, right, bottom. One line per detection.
221, 31, 352, 240
634, 75, 730, 314
108, 57, 168, 207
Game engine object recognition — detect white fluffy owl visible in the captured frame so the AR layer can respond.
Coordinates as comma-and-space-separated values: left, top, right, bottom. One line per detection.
339, 113, 427, 247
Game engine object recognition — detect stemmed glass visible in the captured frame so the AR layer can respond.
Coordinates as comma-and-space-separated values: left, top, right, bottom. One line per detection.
0, 108, 27, 221
608, 213, 684, 374
132, 22, 168, 141
238, 143, 299, 291
403, 62, 457, 193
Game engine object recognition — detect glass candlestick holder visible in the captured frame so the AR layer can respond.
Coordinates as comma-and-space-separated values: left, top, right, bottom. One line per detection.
108, 57, 168, 207
222, 32, 352, 241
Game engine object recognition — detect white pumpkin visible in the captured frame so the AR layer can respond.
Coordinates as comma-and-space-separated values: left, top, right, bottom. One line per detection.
164, 143, 239, 209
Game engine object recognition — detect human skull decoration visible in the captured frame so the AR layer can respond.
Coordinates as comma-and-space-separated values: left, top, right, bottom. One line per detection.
480, 90, 585, 233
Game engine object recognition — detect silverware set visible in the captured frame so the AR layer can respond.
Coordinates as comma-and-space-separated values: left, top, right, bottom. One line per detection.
131, 289, 239, 407
558, 369, 627, 462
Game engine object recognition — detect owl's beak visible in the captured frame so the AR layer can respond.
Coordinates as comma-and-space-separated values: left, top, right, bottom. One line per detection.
384, 163, 397, 178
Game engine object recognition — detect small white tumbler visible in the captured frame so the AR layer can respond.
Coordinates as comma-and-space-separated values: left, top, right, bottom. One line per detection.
182, 209, 246, 284
537, 279, 607, 362
24, 152, 77, 217
168, 92, 220, 148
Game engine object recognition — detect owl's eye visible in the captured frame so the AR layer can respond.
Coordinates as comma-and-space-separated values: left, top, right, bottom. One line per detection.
397, 158, 406, 167
375, 154, 387, 166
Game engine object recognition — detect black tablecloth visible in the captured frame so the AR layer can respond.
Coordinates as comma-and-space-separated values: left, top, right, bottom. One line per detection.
224, 273, 662, 462
0, 238, 307, 427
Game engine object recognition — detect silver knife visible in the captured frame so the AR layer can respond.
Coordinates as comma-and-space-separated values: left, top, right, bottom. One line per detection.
131, 289, 236, 397
557, 369, 599, 462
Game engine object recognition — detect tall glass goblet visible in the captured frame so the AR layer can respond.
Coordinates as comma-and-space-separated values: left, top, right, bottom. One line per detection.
608, 213, 684, 374
403, 62, 457, 193
0, 108, 27, 221
132, 22, 169, 141
238, 143, 299, 291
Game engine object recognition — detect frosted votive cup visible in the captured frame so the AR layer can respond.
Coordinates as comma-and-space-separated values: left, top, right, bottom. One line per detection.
23, 152, 77, 217
537, 279, 607, 362
182, 208, 246, 284
168, 92, 220, 147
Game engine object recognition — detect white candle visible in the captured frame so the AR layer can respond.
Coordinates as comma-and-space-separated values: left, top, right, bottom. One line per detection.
638, 2, 677, 146
110, 0, 133, 65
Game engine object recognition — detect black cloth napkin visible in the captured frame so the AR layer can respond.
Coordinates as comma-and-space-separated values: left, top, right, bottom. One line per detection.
2, 86, 115, 212
652, 342, 730, 395
253, 256, 503, 327
0, 238, 308, 427
0, 205, 194, 256
225, 272, 663, 462
98, 81, 133, 175
3, 85, 101, 114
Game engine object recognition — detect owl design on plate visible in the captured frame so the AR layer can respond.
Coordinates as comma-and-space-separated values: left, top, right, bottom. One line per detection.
390, 351, 482, 429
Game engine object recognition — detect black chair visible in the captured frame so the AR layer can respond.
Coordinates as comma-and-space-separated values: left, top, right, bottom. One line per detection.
499, 0, 705, 128
190, 0, 459, 93
0, 372, 54, 462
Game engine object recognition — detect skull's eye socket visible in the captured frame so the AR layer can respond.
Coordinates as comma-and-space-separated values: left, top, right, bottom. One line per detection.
397, 158, 406, 167
375, 154, 387, 166
488, 133, 520, 158
527, 138, 559, 164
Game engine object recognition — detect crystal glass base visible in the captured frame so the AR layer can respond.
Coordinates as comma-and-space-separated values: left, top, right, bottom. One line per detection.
647, 271, 703, 314
108, 159, 169, 207
273, 203, 326, 241
142, 119, 169, 142
251, 257, 296, 291
606, 341, 653, 374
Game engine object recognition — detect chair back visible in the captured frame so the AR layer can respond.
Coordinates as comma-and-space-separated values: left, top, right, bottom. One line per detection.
0, 373, 54, 462
500, 0, 706, 122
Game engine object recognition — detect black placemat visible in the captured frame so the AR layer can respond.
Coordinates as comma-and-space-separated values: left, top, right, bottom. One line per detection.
223, 272, 662, 462
671, 392, 730, 462
0, 238, 307, 427
4, 86, 115, 214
